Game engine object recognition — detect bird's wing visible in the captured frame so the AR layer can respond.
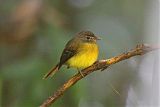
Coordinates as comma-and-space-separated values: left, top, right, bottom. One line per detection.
43, 38, 79, 79
59, 38, 79, 68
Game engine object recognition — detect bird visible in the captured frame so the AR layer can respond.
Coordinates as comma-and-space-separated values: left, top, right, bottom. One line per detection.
43, 31, 100, 79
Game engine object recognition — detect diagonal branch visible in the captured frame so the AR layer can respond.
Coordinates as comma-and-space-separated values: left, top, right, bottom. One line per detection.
40, 44, 159, 107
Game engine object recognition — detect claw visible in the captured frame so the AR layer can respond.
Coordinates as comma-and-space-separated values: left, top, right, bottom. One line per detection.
77, 69, 85, 77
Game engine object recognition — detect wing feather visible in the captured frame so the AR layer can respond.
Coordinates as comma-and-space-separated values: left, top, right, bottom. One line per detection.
59, 38, 79, 67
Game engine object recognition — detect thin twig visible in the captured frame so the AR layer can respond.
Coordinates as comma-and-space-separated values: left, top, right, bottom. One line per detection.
40, 44, 159, 107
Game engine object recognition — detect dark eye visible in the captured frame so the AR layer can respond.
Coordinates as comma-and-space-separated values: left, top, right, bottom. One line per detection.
86, 36, 90, 40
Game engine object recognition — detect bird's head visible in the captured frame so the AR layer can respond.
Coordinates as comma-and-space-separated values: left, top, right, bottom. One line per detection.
76, 31, 101, 43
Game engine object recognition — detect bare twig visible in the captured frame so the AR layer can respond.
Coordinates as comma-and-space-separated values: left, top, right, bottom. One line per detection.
40, 44, 159, 107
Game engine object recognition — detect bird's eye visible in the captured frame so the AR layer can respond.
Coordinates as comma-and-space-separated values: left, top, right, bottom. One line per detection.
86, 36, 90, 40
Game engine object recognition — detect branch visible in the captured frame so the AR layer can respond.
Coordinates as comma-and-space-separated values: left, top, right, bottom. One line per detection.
40, 44, 159, 107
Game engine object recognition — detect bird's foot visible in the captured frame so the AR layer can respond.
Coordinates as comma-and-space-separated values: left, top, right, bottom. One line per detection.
78, 70, 85, 77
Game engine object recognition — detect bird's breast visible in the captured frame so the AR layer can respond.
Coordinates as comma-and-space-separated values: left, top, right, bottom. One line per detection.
66, 43, 99, 69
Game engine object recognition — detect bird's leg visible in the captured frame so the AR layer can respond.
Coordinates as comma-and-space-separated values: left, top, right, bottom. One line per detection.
77, 68, 84, 77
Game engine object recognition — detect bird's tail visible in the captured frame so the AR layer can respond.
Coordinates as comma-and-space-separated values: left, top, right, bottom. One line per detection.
43, 63, 60, 79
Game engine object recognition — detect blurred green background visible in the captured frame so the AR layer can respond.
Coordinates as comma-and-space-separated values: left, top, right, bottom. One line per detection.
0, 0, 157, 107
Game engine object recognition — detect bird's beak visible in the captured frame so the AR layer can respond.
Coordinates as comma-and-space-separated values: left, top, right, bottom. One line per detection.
96, 36, 101, 40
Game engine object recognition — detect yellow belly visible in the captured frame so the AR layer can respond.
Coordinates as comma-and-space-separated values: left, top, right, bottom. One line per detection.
66, 43, 98, 69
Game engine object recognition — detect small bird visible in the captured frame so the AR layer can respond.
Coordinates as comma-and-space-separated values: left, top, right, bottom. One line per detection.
43, 31, 100, 79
